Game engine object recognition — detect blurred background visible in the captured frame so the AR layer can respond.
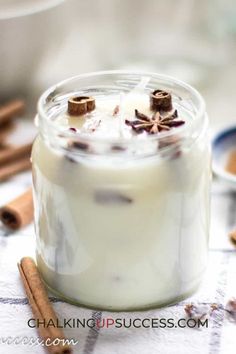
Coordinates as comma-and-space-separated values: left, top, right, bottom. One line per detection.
0, 0, 236, 130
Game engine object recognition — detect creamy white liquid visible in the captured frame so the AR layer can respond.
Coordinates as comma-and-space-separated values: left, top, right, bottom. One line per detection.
33, 89, 210, 310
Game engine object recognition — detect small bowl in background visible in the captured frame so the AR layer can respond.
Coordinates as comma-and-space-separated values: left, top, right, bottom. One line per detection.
212, 126, 236, 189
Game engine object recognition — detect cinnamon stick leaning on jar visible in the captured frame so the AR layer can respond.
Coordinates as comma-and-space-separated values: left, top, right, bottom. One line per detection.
18, 257, 73, 354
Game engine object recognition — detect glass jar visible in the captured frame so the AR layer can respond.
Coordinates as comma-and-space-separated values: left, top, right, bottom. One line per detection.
32, 71, 211, 311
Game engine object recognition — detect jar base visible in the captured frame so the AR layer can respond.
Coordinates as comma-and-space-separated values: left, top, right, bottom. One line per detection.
41, 276, 202, 312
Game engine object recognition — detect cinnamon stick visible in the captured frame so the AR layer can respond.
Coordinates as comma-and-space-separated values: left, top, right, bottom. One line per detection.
18, 257, 72, 354
0, 189, 33, 230
0, 142, 32, 166
0, 121, 16, 146
0, 157, 31, 182
0, 99, 25, 126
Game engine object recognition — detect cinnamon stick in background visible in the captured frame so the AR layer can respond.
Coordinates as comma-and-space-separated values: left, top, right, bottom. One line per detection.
0, 142, 32, 166
0, 157, 31, 182
18, 257, 72, 354
229, 230, 236, 246
0, 121, 15, 147
0, 99, 25, 126
0, 188, 33, 230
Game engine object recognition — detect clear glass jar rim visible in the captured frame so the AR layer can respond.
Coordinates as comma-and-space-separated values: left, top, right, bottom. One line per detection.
37, 70, 206, 145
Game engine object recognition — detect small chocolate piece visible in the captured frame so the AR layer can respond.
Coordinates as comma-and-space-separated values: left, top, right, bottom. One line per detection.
95, 190, 133, 205
69, 140, 89, 151
111, 145, 126, 152
65, 155, 77, 163
69, 127, 77, 132
150, 90, 172, 112
68, 96, 95, 116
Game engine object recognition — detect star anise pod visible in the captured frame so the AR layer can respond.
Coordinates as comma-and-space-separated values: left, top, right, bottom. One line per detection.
125, 109, 185, 134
